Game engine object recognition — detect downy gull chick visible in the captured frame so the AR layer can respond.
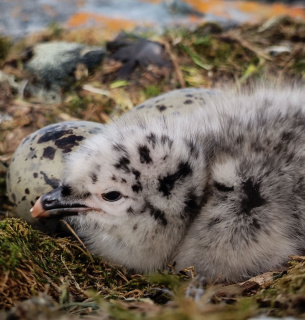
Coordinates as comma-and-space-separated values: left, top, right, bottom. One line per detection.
31, 85, 305, 283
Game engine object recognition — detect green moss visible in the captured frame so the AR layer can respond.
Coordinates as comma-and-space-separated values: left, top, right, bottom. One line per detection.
64, 93, 96, 118
292, 60, 305, 78
110, 80, 130, 89
255, 260, 305, 317
0, 36, 11, 61
0, 241, 23, 271
47, 22, 64, 38
144, 85, 162, 98
0, 218, 172, 309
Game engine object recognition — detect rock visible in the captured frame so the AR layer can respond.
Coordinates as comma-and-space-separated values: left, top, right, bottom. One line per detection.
25, 42, 106, 103
107, 33, 171, 79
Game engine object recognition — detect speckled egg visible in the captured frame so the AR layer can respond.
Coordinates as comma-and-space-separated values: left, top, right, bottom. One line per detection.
6, 121, 105, 232
120, 88, 216, 120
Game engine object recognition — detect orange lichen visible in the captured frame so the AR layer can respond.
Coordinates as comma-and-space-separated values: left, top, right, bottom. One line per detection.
163, 0, 305, 23
66, 12, 139, 32
233, 1, 305, 21
272, 3, 305, 19
237, 1, 305, 20
238, 1, 265, 13
65, 1, 305, 34
187, 0, 225, 15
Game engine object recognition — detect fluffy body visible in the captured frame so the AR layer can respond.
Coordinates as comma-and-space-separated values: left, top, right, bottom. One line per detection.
38, 85, 305, 283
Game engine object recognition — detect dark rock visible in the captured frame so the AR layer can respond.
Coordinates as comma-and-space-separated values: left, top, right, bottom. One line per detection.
106, 33, 171, 79
24, 42, 105, 102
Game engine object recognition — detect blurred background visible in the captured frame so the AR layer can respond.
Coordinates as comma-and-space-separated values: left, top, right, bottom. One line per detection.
1, 0, 305, 39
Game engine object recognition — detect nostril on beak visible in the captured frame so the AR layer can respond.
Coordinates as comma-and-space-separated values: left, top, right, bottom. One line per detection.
44, 198, 56, 206
40, 187, 64, 211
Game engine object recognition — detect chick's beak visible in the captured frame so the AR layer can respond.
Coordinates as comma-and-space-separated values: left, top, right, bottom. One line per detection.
31, 186, 90, 218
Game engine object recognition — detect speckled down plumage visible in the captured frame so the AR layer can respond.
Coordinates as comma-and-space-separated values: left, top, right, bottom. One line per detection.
32, 85, 305, 283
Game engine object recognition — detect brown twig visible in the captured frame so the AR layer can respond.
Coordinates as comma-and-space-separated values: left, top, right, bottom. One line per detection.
162, 41, 185, 88
221, 33, 272, 61
61, 219, 94, 262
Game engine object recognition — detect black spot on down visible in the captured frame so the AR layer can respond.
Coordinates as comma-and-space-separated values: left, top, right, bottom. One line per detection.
61, 185, 72, 197
132, 183, 143, 193
158, 161, 193, 197
138, 145, 153, 164
90, 172, 98, 184
207, 217, 222, 228
146, 132, 156, 148
241, 178, 266, 215
160, 135, 173, 148
132, 168, 141, 180
113, 143, 128, 154
145, 202, 168, 226
182, 191, 201, 222
186, 139, 199, 159
114, 157, 130, 173
127, 207, 134, 214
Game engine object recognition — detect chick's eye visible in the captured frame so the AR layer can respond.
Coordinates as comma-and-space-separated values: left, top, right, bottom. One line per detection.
102, 191, 122, 202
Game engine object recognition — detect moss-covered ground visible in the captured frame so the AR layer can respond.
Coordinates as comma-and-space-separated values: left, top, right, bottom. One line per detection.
1, 218, 305, 319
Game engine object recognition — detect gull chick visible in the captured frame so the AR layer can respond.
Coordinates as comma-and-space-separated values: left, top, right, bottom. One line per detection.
31, 86, 305, 283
